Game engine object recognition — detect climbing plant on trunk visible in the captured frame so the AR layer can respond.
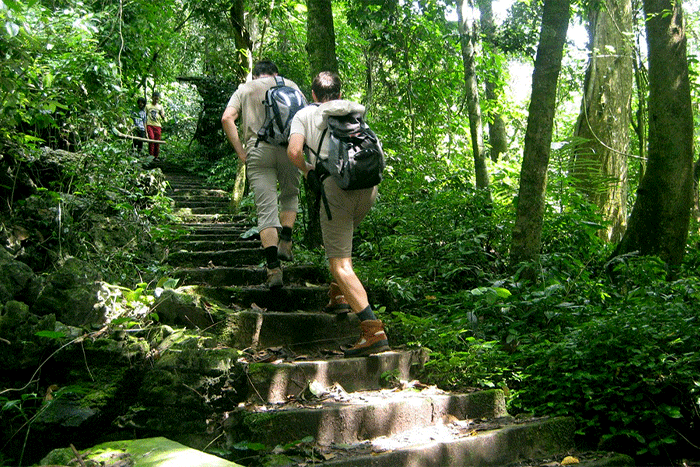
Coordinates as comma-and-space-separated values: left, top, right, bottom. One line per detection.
613, 0, 694, 267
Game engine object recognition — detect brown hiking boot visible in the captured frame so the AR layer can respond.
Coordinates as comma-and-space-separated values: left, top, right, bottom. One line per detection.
277, 239, 293, 262
343, 320, 390, 358
266, 266, 283, 289
323, 282, 351, 314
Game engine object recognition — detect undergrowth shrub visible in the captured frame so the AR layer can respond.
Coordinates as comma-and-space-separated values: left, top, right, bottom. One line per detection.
509, 257, 700, 463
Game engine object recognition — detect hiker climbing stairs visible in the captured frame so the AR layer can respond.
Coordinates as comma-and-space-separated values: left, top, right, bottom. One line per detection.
150, 161, 618, 467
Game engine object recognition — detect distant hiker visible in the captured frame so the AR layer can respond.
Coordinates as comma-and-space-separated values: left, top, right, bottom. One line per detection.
132, 97, 147, 154
287, 71, 390, 357
146, 91, 165, 159
221, 60, 304, 289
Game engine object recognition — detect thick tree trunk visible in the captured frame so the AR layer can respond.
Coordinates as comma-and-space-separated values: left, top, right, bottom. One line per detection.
509, 0, 570, 271
571, 0, 633, 243
457, 5, 490, 192
306, 0, 338, 75
613, 0, 693, 267
303, 0, 338, 248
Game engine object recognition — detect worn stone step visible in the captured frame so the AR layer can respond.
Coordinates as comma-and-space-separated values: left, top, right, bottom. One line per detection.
172, 239, 260, 252
175, 206, 233, 215
168, 188, 229, 198
232, 388, 507, 447
171, 264, 325, 286
222, 310, 360, 355
310, 416, 576, 467
176, 221, 251, 232
174, 212, 242, 223
244, 349, 429, 403
194, 284, 328, 311
172, 199, 231, 209
166, 247, 262, 267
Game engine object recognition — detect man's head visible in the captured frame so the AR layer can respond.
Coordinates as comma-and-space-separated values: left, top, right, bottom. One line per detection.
137, 97, 146, 108
252, 60, 279, 79
151, 91, 160, 103
312, 71, 341, 103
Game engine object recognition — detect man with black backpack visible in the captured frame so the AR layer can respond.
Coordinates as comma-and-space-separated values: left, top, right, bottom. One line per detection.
287, 71, 390, 357
222, 60, 305, 289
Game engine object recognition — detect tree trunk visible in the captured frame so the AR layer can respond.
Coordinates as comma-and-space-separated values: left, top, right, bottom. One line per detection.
303, 0, 338, 248
457, 4, 490, 192
306, 0, 338, 75
571, 0, 633, 243
229, 0, 252, 79
509, 0, 570, 271
477, 0, 508, 162
613, 0, 693, 267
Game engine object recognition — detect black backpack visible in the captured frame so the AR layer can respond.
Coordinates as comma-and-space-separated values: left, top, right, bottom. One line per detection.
255, 76, 307, 147
311, 108, 385, 220
315, 111, 385, 190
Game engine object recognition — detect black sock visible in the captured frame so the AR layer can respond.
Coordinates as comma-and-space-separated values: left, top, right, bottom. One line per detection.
264, 246, 279, 268
357, 305, 376, 322
280, 226, 293, 242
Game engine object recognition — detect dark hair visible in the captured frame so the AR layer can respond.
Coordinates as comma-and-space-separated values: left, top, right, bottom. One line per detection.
152, 91, 160, 98
252, 60, 279, 78
137, 97, 146, 105
312, 71, 341, 102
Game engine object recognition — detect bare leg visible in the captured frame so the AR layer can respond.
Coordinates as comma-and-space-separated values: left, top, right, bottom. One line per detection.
328, 257, 369, 313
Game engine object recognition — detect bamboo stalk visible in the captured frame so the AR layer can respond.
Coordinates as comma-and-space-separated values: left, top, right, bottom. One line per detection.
111, 127, 167, 144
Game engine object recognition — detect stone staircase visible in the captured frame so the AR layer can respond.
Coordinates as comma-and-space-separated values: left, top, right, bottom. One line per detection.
151, 161, 620, 467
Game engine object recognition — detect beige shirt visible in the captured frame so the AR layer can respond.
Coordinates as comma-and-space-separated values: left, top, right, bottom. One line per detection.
145, 103, 164, 127
289, 99, 366, 164
226, 76, 301, 147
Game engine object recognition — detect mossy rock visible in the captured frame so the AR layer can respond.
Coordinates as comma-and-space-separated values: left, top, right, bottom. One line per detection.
37, 436, 244, 466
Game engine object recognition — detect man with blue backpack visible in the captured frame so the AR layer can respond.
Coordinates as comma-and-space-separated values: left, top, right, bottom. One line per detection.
287, 71, 390, 357
222, 60, 306, 289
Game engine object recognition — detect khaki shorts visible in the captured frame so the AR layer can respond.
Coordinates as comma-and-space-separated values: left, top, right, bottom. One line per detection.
321, 178, 377, 258
246, 140, 300, 231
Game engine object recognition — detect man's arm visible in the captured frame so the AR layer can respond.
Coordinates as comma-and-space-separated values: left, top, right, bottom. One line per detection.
222, 106, 247, 161
287, 133, 313, 176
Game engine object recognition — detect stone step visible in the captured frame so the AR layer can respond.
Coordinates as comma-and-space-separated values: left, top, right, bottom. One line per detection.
173, 212, 242, 223
222, 310, 360, 356
231, 388, 507, 447
168, 188, 230, 198
310, 416, 576, 467
194, 284, 329, 311
175, 222, 251, 233
171, 264, 324, 286
174, 206, 233, 215
243, 349, 429, 403
166, 247, 262, 267
172, 199, 231, 208
172, 239, 260, 252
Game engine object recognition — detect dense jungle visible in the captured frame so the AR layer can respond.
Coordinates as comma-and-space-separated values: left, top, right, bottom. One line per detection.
2, 0, 700, 465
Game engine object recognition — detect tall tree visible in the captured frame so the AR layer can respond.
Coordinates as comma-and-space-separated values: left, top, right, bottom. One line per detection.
306, 0, 338, 76
476, 0, 509, 162
571, 0, 633, 243
457, 2, 490, 191
613, 0, 693, 267
302, 0, 339, 247
509, 0, 571, 270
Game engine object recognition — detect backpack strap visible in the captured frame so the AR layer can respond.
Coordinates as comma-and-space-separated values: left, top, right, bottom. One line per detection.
302, 106, 333, 221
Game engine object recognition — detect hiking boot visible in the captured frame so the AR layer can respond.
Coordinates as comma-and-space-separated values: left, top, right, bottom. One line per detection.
277, 239, 294, 262
266, 266, 283, 289
343, 320, 390, 358
323, 282, 351, 314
